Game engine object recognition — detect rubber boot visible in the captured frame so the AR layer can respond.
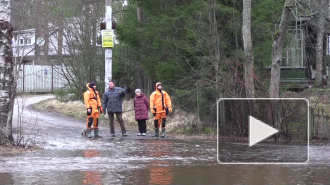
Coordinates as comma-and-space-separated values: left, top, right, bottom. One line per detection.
81, 128, 87, 136
94, 128, 102, 138
161, 128, 165, 138
122, 132, 128, 137
153, 128, 159, 137
87, 129, 92, 138
87, 117, 93, 138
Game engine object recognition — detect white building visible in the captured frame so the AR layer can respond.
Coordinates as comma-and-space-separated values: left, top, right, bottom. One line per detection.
12, 28, 70, 93
12, 28, 70, 60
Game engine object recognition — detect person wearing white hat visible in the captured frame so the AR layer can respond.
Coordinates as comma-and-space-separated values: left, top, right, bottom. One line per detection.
134, 89, 149, 136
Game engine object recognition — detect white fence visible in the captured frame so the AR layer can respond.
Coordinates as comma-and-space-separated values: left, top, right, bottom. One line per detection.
17, 65, 67, 93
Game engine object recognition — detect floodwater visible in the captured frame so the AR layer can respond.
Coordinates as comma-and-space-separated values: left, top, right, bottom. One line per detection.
1, 95, 330, 184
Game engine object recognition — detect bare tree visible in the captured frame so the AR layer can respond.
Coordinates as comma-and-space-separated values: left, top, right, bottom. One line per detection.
268, 0, 295, 141
0, 0, 15, 143
34, 0, 50, 64
315, 0, 328, 86
1, 0, 44, 144
46, 0, 105, 97
269, 0, 294, 98
242, 0, 254, 98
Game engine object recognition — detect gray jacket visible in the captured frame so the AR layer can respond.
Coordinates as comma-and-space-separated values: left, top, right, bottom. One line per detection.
102, 87, 126, 113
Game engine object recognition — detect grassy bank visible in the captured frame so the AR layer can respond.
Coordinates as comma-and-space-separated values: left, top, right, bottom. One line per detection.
283, 89, 330, 112
32, 97, 208, 135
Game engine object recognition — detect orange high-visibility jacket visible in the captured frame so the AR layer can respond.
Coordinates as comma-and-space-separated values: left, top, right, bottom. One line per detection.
150, 82, 172, 113
84, 83, 102, 112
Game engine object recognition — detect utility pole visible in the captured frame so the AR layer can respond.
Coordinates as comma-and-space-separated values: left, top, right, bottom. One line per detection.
104, 0, 112, 91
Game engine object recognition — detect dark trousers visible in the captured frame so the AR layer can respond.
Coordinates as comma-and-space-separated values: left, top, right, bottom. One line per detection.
137, 120, 147, 133
108, 112, 126, 133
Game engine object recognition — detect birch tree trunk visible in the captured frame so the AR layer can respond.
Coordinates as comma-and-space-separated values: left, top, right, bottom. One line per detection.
315, 0, 327, 86
0, 0, 10, 21
269, 0, 294, 98
0, 20, 14, 143
242, 0, 254, 98
268, 0, 294, 141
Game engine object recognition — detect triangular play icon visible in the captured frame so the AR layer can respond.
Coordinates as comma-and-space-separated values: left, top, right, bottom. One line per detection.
249, 116, 279, 147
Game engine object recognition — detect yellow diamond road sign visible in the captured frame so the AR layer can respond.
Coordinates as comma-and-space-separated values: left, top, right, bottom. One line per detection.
102, 30, 114, 48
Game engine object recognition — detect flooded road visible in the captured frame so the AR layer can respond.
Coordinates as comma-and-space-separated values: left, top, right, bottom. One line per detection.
1, 95, 330, 184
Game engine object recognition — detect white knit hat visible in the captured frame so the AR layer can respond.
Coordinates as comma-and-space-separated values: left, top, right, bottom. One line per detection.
135, 89, 141, 94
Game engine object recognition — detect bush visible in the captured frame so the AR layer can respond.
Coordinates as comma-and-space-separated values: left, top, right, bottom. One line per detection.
53, 87, 79, 101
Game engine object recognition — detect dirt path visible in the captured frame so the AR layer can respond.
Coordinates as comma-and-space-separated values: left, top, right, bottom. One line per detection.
13, 95, 91, 147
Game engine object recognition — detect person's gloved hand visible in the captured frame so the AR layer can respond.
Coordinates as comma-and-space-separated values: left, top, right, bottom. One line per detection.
151, 109, 155, 114
121, 85, 127, 91
99, 107, 103, 113
118, 90, 122, 94
169, 107, 172, 113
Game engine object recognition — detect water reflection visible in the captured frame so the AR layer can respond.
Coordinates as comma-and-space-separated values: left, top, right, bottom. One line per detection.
83, 150, 102, 185
149, 166, 173, 185
2, 140, 330, 184
148, 140, 174, 185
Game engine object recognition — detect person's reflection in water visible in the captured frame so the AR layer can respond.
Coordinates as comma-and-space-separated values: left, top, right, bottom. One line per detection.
83, 149, 102, 185
148, 140, 174, 185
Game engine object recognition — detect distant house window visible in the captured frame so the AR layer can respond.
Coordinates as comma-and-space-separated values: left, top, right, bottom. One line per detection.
25, 38, 32, 45
18, 37, 32, 45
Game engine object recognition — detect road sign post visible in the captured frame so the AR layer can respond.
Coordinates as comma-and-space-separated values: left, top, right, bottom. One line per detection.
104, 0, 112, 91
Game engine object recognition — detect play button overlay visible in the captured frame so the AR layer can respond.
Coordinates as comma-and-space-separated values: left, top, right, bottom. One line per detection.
217, 98, 309, 164
249, 116, 278, 147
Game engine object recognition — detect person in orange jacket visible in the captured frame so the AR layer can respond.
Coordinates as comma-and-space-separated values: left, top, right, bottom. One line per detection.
83, 82, 103, 138
150, 82, 172, 138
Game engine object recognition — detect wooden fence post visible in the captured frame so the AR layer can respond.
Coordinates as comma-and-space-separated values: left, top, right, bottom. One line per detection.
310, 107, 314, 139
